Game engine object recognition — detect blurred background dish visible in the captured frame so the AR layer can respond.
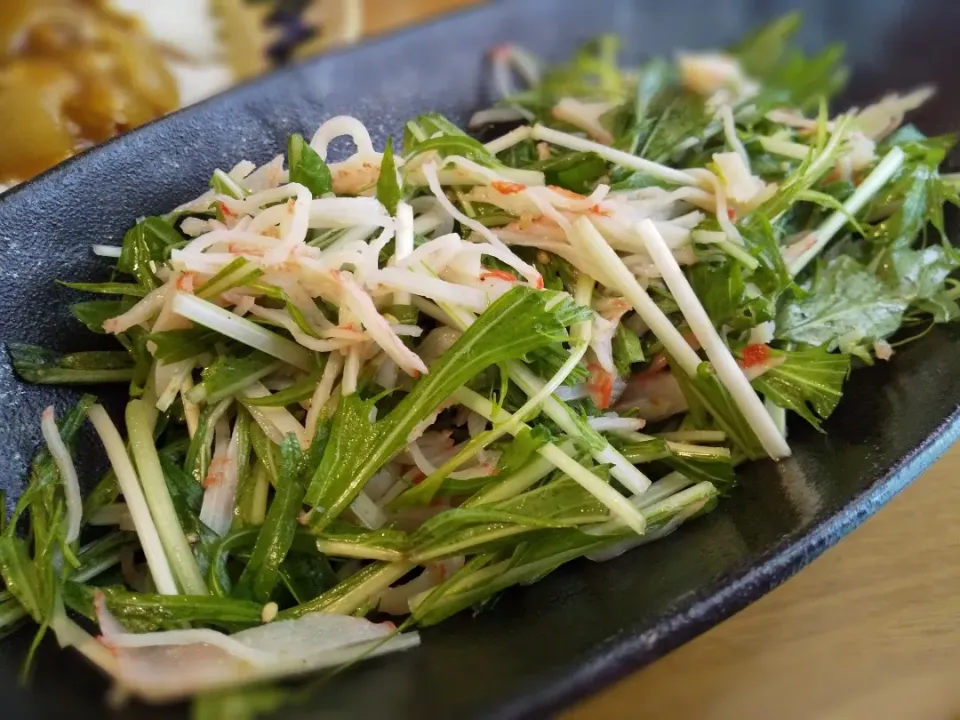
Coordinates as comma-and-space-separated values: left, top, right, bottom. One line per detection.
0, 0, 179, 185
0, 0, 363, 190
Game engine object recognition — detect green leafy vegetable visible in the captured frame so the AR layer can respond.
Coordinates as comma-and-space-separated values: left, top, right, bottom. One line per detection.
752, 347, 849, 430
612, 323, 645, 376
118, 216, 184, 291
8, 345, 134, 385
149, 328, 220, 363
288, 133, 333, 198
210, 169, 245, 199
776, 256, 909, 349
188, 352, 281, 405
377, 137, 401, 215
70, 299, 126, 334
234, 428, 329, 603
58, 281, 148, 297
671, 361, 766, 460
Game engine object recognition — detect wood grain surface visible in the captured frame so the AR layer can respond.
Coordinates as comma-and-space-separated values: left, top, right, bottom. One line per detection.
361, 2, 960, 718
364, 0, 484, 36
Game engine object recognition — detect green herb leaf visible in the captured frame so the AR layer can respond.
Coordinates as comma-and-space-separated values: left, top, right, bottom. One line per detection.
877, 245, 959, 307
157, 453, 206, 535
288, 133, 333, 198
209, 169, 245, 199
309, 522, 409, 562
243, 364, 324, 407
0, 537, 43, 621
752, 346, 849, 430
377, 137, 401, 215
731, 13, 801, 78
196, 258, 265, 300
496, 425, 552, 477
58, 281, 148, 297
532, 151, 608, 194
70, 299, 127, 334
235, 428, 329, 603
149, 328, 220, 363
8, 344, 134, 385
687, 258, 776, 332
734, 14, 847, 110
64, 583, 262, 631
671, 360, 766, 460
414, 531, 613, 626
409, 476, 608, 563
188, 352, 281, 405
404, 112, 499, 166
118, 216, 184, 290
639, 90, 711, 164
277, 553, 338, 603
776, 256, 909, 348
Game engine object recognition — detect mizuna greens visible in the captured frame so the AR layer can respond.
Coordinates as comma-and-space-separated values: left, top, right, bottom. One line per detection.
4, 13, 959, 714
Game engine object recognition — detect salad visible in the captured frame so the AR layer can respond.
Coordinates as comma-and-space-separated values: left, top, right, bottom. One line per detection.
3, 13, 958, 715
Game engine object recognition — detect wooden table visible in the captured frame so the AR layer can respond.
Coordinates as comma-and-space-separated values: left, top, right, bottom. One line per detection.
362, 2, 960, 717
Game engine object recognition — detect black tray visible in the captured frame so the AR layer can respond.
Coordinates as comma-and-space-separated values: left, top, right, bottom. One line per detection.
1, 0, 958, 717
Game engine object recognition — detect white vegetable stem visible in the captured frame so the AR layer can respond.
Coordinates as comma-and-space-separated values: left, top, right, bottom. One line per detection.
453, 387, 646, 534
50, 614, 119, 677
531, 124, 700, 187
757, 136, 813, 160
466, 440, 576, 506
91, 244, 123, 258
349, 491, 387, 530
483, 125, 533, 155
538, 443, 646, 534
241, 382, 308, 448
171, 292, 312, 371
588, 478, 714, 538
788, 147, 906, 276
636, 219, 791, 459
87, 405, 179, 595
393, 202, 415, 305
505, 362, 651, 494
40, 407, 83, 544
324, 562, 415, 615
572, 217, 701, 377
126, 400, 208, 595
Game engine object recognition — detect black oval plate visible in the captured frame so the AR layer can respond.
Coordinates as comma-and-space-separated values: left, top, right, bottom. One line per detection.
1, 0, 959, 718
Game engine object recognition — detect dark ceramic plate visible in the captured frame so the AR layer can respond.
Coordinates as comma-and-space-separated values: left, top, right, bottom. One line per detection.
1, 0, 959, 717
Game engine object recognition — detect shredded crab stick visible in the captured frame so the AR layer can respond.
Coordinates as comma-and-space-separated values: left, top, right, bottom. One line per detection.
421, 161, 542, 286
531, 124, 701, 187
